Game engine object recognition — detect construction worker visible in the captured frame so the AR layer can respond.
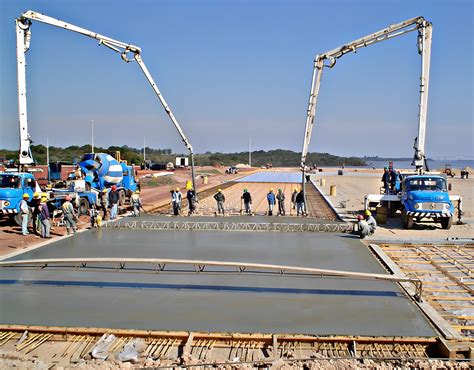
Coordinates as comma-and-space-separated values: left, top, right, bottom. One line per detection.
389, 168, 398, 191
365, 210, 377, 234
291, 188, 298, 210
381, 167, 390, 194
172, 188, 182, 216
276, 188, 286, 216
31, 192, 41, 235
62, 195, 77, 234
186, 188, 196, 215
241, 188, 252, 215
19, 193, 30, 236
295, 189, 305, 216
356, 214, 370, 239
214, 189, 225, 216
131, 190, 143, 217
39, 193, 51, 238
109, 186, 120, 220
267, 188, 276, 216
99, 189, 109, 220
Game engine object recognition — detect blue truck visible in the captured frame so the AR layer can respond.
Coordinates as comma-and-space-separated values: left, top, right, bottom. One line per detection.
365, 173, 458, 230
400, 175, 454, 229
58, 153, 139, 215
0, 172, 40, 225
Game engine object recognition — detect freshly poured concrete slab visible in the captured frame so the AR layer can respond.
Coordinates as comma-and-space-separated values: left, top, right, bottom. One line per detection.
0, 227, 436, 337
236, 171, 301, 183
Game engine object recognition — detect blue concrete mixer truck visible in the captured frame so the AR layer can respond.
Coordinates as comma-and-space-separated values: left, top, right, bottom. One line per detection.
53, 153, 139, 215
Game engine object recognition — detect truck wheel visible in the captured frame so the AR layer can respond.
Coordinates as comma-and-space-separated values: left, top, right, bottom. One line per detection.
13, 214, 22, 227
401, 209, 413, 229
13, 213, 32, 227
79, 198, 90, 216
118, 190, 126, 206
440, 216, 453, 230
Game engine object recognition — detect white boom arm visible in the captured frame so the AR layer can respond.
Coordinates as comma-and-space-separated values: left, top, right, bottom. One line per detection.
16, 10, 197, 193
301, 16, 432, 183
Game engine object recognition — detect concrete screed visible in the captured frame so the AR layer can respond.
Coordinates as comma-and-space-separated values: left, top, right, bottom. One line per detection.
0, 218, 436, 338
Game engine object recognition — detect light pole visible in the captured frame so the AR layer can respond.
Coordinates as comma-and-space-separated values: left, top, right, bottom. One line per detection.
249, 137, 252, 167
91, 119, 94, 154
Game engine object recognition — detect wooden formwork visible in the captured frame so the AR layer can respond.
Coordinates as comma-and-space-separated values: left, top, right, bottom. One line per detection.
0, 324, 444, 365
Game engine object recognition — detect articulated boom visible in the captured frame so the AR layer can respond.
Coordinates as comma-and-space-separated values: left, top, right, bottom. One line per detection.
15, 10, 197, 192
301, 16, 432, 186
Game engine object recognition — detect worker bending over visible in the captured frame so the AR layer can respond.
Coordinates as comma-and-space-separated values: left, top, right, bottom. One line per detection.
356, 214, 371, 238
131, 190, 143, 217
214, 189, 225, 216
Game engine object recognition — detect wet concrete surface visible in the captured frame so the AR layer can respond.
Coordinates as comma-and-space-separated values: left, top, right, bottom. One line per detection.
0, 226, 436, 337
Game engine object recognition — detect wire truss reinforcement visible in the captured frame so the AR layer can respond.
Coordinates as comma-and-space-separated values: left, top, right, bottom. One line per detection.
104, 220, 353, 233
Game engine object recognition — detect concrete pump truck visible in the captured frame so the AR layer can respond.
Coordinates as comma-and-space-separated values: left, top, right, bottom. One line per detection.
0, 10, 198, 223
299, 16, 461, 230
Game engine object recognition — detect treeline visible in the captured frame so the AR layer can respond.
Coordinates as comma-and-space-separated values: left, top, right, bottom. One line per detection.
0, 145, 366, 167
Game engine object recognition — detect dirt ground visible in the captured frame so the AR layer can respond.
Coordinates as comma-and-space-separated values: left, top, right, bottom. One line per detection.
315, 168, 474, 240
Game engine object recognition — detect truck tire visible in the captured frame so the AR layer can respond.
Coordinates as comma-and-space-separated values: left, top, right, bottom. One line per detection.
13, 213, 32, 227
118, 190, 126, 206
79, 198, 90, 216
440, 216, 453, 230
401, 209, 413, 229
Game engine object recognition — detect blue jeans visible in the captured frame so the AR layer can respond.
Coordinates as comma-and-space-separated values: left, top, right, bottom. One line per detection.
110, 203, 118, 219
296, 202, 305, 215
22, 214, 29, 235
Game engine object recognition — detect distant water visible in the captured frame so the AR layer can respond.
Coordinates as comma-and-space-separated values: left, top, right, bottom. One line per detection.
363, 159, 474, 170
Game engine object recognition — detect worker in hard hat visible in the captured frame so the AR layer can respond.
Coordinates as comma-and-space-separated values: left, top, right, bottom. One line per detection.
365, 210, 377, 234
213, 189, 225, 216
99, 188, 109, 220
19, 193, 31, 236
291, 188, 298, 211
109, 185, 120, 220
276, 188, 286, 216
186, 187, 196, 216
131, 189, 143, 217
31, 192, 41, 235
241, 188, 252, 215
39, 194, 51, 238
266, 188, 276, 216
171, 188, 182, 216
356, 214, 371, 239
62, 195, 77, 234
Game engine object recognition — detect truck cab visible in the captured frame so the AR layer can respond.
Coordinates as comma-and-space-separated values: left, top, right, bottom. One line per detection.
0, 172, 40, 224
400, 175, 454, 229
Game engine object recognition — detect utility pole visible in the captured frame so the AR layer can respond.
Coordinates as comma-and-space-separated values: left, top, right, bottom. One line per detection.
249, 137, 252, 167
143, 136, 146, 162
91, 119, 94, 154
46, 137, 50, 183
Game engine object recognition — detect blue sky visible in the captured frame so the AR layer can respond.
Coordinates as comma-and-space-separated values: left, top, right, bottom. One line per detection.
0, 0, 472, 158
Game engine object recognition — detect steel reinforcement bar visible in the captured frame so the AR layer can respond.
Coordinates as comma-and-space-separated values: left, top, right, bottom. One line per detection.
0, 324, 443, 363
102, 219, 353, 233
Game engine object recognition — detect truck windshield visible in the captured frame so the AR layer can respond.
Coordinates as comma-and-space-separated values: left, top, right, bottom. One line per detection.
0, 175, 21, 188
407, 178, 447, 191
